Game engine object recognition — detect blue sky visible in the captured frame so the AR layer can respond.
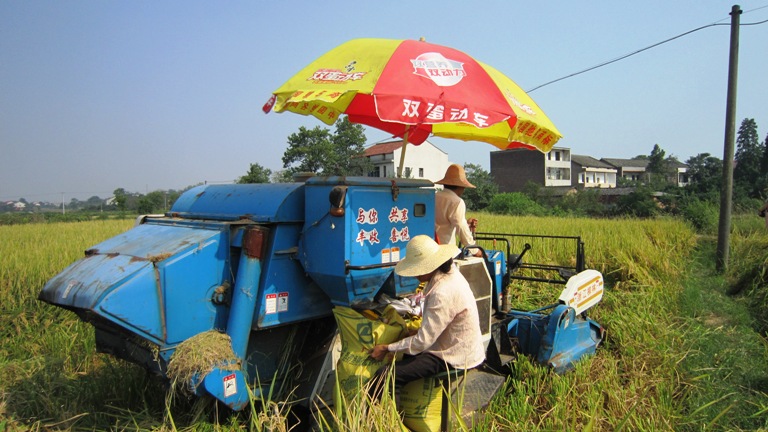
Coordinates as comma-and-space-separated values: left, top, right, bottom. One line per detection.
2, 1, 767, 202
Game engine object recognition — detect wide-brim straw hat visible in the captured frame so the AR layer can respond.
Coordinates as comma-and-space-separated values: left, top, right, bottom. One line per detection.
395, 235, 458, 277
435, 164, 475, 188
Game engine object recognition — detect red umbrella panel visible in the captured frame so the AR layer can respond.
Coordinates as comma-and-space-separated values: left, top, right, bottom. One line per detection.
266, 38, 562, 175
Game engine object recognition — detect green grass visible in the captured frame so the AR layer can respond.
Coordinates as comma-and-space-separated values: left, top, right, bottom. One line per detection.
1, 216, 767, 430
676, 238, 768, 431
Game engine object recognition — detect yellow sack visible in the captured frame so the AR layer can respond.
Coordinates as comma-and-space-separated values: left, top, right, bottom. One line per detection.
380, 306, 422, 335
401, 377, 444, 432
332, 306, 408, 404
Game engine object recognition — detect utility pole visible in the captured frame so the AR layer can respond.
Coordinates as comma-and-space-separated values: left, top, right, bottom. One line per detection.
716, 4, 742, 272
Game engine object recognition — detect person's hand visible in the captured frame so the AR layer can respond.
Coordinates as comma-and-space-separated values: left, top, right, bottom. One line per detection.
369, 344, 389, 361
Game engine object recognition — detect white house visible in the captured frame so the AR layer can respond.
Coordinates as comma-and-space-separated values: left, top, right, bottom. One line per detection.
363, 140, 450, 183
571, 155, 618, 188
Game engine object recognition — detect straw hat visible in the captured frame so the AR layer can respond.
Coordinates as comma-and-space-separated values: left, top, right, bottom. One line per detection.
395, 235, 458, 277
435, 164, 475, 188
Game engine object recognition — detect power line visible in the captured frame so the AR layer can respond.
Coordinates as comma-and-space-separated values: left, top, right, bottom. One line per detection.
528, 11, 768, 93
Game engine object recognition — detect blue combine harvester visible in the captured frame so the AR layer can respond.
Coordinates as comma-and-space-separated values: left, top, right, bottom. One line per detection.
39, 176, 604, 423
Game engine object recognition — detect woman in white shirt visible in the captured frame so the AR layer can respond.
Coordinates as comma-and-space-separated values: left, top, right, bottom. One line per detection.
369, 235, 485, 398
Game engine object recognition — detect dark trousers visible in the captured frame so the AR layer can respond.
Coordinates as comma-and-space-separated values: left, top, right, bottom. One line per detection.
368, 352, 451, 400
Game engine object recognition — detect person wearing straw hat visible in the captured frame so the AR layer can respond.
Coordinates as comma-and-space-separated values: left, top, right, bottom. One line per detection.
434, 164, 479, 252
368, 235, 485, 397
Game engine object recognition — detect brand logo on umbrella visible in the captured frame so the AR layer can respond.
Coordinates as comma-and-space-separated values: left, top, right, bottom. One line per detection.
508, 94, 536, 116
308, 68, 367, 83
411, 53, 466, 87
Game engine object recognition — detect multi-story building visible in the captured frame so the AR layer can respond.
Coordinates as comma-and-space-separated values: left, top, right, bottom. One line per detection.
490, 146, 572, 192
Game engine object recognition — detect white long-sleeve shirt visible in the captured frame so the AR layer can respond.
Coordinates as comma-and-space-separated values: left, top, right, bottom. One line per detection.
386, 266, 485, 370
435, 188, 474, 247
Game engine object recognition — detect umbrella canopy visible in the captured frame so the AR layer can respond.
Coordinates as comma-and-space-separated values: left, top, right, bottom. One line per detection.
264, 38, 562, 176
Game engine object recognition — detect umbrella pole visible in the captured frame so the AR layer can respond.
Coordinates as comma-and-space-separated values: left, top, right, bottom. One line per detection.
397, 129, 409, 178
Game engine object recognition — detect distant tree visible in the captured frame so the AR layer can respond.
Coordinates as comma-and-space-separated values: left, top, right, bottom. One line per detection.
488, 192, 547, 216
761, 132, 768, 174
86, 196, 103, 207
685, 153, 722, 199
615, 186, 660, 217
113, 188, 128, 211
137, 191, 165, 214
69, 198, 82, 210
282, 126, 332, 174
462, 163, 498, 211
557, 189, 603, 217
734, 118, 763, 198
331, 117, 372, 176
271, 170, 295, 183
647, 144, 668, 183
282, 116, 370, 176
237, 163, 272, 184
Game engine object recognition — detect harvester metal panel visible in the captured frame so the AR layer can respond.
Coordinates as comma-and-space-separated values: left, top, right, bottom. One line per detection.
170, 183, 305, 222
299, 176, 435, 306
39, 223, 229, 345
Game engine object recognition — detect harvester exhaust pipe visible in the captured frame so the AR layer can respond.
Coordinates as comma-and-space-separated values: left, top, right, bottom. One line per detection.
228, 226, 268, 358
202, 226, 268, 410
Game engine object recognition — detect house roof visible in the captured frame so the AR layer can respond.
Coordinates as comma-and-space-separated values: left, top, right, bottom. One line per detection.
601, 157, 688, 169
364, 141, 403, 157
667, 159, 689, 169
601, 158, 650, 169
363, 139, 445, 157
571, 155, 615, 169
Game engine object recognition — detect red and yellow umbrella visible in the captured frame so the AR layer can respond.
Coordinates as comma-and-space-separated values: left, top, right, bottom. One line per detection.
264, 38, 561, 176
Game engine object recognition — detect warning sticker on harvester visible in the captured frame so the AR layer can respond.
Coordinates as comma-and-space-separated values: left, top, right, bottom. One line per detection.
278, 292, 289, 312
265, 293, 277, 314
223, 373, 237, 397
391, 247, 400, 262
380, 247, 401, 264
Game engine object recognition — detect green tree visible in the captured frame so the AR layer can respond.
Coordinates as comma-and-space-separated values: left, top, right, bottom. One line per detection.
685, 153, 722, 200
282, 116, 371, 176
557, 189, 603, 217
83, 195, 103, 211
462, 163, 498, 211
615, 186, 660, 217
237, 163, 272, 184
271, 170, 295, 183
137, 191, 165, 214
734, 118, 763, 198
331, 116, 372, 176
488, 192, 547, 216
113, 188, 128, 211
647, 144, 668, 185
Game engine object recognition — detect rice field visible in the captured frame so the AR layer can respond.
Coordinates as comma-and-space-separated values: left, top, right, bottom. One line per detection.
1, 215, 767, 431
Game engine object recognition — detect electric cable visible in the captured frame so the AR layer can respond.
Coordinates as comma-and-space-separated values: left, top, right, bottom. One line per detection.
528, 10, 768, 93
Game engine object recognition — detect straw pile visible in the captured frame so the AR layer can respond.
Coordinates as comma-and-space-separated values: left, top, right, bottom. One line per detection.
166, 330, 241, 393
